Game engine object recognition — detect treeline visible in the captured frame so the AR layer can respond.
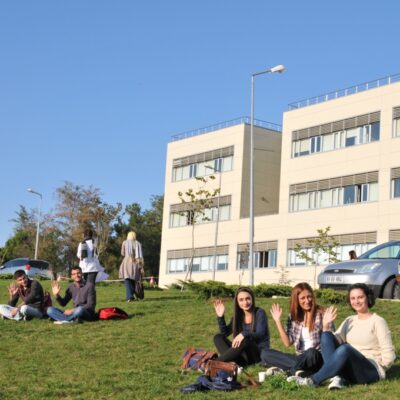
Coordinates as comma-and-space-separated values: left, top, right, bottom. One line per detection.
0, 182, 163, 278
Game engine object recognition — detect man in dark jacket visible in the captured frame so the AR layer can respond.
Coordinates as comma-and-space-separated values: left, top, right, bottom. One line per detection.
0, 270, 45, 320
47, 266, 96, 324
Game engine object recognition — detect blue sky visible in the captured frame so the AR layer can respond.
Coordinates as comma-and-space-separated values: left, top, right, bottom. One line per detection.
1, 1, 399, 247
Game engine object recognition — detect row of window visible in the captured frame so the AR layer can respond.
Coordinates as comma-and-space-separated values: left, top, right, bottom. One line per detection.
394, 117, 400, 138
290, 183, 378, 212
292, 122, 380, 158
172, 155, 233, 182
166, 243, 374, 273
169, 205, 231, 227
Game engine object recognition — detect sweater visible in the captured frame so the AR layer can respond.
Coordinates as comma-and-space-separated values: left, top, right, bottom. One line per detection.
9, 279, 44, 310
217, 307, 270, 351
55, 282, 96, 316
335, 313, 396, 379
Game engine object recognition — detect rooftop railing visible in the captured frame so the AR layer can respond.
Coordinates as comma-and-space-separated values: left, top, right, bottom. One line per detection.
171, 116, 281, 141
288, 73, 400, 111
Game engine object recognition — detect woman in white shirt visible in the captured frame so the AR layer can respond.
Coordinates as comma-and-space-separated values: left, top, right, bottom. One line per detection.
288, 283, 396, 389
77, 228, 102, 284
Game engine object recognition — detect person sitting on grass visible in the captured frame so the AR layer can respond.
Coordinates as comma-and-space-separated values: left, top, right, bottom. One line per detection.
288, 283, 396, 390
47, 266, 96, 324
0, 270, 45, 321
261, 282, 333, 377
213, 287, 270, 366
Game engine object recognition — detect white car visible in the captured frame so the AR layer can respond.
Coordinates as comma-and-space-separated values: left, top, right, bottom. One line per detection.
0, 258, 53, 279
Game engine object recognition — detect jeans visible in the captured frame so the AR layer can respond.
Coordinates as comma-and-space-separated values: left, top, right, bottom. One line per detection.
214, 333, 261, 366
0, 304, 43, 320
124, 279, 135, 300
311, 331, 380, 385
47, 306, 93, 322
261, 347, 323, 375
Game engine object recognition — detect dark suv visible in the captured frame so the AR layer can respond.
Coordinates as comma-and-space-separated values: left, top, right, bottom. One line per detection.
0, 258, 52, 279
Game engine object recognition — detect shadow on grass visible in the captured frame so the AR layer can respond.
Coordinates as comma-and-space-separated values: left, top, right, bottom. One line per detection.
140, 295, 194, 302
128, 312, 145, 319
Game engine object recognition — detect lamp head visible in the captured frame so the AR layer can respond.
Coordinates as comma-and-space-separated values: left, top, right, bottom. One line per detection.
270, 64, 285, 73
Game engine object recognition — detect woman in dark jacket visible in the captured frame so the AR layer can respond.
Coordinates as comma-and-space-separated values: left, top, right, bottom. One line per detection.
213, 287, 270, 366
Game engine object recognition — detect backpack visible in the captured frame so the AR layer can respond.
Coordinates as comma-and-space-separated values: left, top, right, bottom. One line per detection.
42, 291, 53, 311
181, 348, 217, 371
98, 307, 129, 320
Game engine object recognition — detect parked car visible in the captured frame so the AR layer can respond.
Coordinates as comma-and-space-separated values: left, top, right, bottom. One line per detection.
318, 241, 400, 299
0, 258, 53, 279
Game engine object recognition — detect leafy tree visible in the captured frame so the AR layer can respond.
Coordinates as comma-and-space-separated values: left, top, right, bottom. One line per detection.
294, 226, 340, 286
177, 176, 220, 281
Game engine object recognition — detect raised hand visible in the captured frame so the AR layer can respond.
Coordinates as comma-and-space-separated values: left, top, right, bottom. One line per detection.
51, 280, 61, 297
213, 299, 225, 317
323, 306, 337, 330
270, 303, 283, 322
8, 283, 19, 298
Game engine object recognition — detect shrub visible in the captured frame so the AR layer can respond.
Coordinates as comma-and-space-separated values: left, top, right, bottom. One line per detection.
315, 288, 347, 304
0, 274, 13, 280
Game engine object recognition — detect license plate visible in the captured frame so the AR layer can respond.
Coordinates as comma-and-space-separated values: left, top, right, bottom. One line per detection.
325, 275, 344, 283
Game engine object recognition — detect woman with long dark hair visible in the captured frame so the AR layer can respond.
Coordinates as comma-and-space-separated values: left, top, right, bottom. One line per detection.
288, 283, 396, 389
213, 287, 270, 366
262, 282, 330, 376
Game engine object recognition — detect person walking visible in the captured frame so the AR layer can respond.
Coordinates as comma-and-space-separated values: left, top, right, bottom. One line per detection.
77, 228, 102, 285
119, 231, 144, 302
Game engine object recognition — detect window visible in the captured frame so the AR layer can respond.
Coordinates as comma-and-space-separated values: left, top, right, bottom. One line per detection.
290, 182, 377, 212
393, 178, 400, 198
237, 250, 277, 269
394, 118, 400, 138
292, 121, 380, 158
167, 254, 228, 273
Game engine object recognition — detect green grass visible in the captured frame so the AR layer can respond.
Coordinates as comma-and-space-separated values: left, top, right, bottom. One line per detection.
0, 280, 399, 400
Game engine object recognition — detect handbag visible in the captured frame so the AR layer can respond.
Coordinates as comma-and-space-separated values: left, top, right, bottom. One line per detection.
181, 348, 217, 371
205, 360, 259, 388
134, 280, 144, 300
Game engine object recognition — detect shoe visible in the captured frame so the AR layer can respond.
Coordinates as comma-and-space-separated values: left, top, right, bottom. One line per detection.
53, 320, 73, 325
295, 370, 306, 377
266, 366, 285, 376
328, 376, 345, 390
287, 376, 315, 387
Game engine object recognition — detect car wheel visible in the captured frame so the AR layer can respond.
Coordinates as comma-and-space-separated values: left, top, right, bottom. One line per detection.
382, 278, 396, 299
393, 283, 400, 300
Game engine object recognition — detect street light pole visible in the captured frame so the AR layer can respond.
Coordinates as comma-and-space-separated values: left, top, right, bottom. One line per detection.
205, 164, 222, 281
27, 188, 43, 260
249, 64, 285, 286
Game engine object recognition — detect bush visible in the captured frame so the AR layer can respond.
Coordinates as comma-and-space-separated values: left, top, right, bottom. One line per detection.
0, 274, 13, 280
315, 288, 347, 304
182, 281, 293, 300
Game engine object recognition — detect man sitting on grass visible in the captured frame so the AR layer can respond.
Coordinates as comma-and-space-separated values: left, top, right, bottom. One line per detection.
47, 266, 96, 324
0, 270, 45, 320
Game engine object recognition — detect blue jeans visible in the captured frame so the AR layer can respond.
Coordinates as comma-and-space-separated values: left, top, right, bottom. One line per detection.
124, 279, 135, 300
47, 306, 93, 322
0, 304, 43, 320
311, 331, 379, 385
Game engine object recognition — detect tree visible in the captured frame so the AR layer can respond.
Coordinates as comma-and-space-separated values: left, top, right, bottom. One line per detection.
294, 226, 340, 286
177, 176, 220, 281
55, 181, 122, 272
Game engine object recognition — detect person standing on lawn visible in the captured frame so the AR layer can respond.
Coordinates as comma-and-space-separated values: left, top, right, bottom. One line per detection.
213, 287, 270, 366
77, 228, 102, 285
47, 266, 96, 324
288, 283, 396, 389
119, 231, 144, 302
261, 282, 332, 377
0, 270, 45, 320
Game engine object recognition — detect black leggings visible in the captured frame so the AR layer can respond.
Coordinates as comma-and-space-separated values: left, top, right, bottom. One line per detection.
214, 333, 261, 366
83, 272, 98, 285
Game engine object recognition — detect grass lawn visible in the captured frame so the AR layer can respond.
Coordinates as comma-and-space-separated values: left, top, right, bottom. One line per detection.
0, 280, 399, 400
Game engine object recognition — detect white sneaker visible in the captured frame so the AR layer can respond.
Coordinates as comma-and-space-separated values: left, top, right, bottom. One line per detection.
266, 366, 285, 376
295, 370, 305, 377
287, 376, 315, 387
53, 320, 73, 325
328, 376, 345, 390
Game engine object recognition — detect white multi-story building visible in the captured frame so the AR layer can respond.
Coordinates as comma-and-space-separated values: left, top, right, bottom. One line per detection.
159, 74, 400, 288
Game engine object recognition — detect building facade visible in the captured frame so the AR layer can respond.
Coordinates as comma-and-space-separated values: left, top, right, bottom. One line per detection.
158, 75, 400, 288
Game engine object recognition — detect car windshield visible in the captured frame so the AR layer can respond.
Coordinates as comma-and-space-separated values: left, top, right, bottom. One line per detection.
359, 242, 400, 260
